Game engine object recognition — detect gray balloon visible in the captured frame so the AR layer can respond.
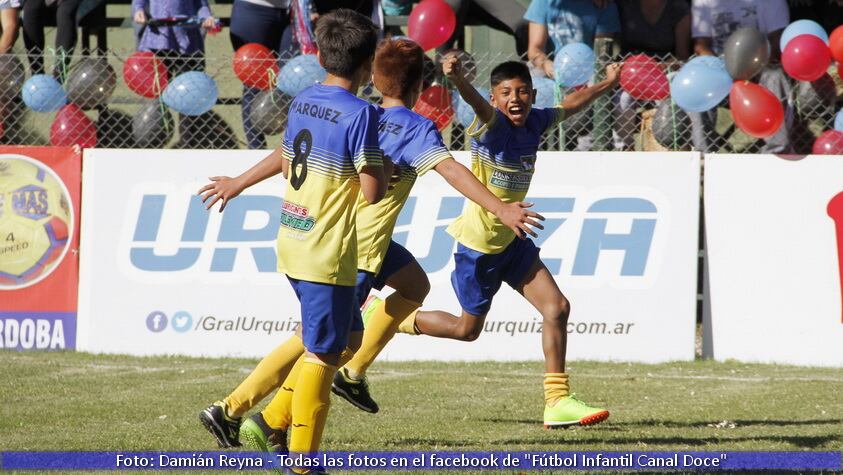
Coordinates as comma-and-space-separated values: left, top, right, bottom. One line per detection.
724, 27, 770, 80
652, 99, 691, 149
249, 89, 289, 136
65, 57, 117, 110
0, 55, 26, 102
133, 100, 174, 148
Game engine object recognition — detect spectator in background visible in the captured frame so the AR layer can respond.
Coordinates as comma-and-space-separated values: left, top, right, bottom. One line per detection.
22, 0, 92, 78
692, 0, 792, 153
441, 0, 529, 56
229, 0, 290, 149
133, 0, 216, 73
0, 0, 19, 54
133, 0, 216, 148
380, 0, 527, 56
525, 0, 620, 151
614, 0, 690, 150
525, 0, 620, 78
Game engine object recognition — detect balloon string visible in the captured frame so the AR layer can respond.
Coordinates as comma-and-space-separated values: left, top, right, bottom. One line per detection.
152, 54, 164, 98
46, 47, 68, 84
158, 98, 172, 134
267, 67, 278, 90
670, 99, 678, 150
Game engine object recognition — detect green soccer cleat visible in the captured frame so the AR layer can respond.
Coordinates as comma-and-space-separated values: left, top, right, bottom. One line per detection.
331, 367, 379, 414
543, 394, 610, 429
240, 413, 288, 455
199, 401, 242, 447
360, 295, 382, 329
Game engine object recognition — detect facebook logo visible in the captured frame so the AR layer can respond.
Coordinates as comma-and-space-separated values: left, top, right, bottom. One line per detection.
146, 311, 168, 333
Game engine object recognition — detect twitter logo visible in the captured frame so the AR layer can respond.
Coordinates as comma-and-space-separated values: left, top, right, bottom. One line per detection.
171, 311, 193, 333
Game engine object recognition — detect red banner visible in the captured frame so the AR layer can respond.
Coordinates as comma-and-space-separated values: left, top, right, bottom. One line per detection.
0, 146, 81, 350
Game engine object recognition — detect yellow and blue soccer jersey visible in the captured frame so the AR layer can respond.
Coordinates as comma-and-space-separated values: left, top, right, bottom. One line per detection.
448, 107, 564, 254
277, 84, 383, 286
356, 106, 452, 274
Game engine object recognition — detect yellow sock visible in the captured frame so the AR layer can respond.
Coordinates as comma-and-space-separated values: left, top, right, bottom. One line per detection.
544, 373, 570, 408
263, 348, 355, 430
345, 293, 422, 376
223, 335, 305, 417
396, 308, 420, 335
289, 358, 336, 459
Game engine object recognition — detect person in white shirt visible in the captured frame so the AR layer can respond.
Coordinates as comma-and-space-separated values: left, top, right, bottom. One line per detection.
690, 0, 793, 153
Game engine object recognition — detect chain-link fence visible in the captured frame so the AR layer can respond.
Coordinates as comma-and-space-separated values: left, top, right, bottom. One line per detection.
0, 48, 840, 152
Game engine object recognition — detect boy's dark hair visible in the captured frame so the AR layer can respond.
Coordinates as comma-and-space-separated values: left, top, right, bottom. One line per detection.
490, 61, 532, 88
315, 9, 378, 78
373, 38, 424, 99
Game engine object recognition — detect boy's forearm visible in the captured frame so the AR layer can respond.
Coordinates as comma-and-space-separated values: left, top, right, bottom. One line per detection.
238, 147, 286, 188
452, 75, 495, 125
436, 159, 503, 216
561, 78, 617, 117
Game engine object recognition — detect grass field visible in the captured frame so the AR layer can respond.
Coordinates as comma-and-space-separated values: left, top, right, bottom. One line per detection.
1, 351, 842, 474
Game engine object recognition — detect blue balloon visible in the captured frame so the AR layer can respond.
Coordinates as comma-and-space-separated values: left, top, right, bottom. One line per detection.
532, 76, 558, 109
835, 109, 843, 132
686, 55, 726, 71
451, 87, 489, 127
670, 62, 732, 113
162, 71, 218, 116
780, 19, 829, 51
553, 42, 594, 87
21, 74, 67, 112
277, 54, 327, 97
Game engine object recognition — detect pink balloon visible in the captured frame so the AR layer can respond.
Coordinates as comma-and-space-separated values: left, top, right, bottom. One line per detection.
782, 34, 831, 82
407, 0, 456, 51
51, 104, 96, 147
813, 130, 843, 155
620, 54, 669, 100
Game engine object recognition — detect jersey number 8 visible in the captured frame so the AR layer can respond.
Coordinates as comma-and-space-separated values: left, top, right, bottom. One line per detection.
290, 129, 312, 190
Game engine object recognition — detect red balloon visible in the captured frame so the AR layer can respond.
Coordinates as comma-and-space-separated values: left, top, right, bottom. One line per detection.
729, 81, 784, 138
51, 104, 96, 147
233, 43, 279, 90
813, 130, 843, 155
830, 25, 843, 63
408, 0, 456, 51
414, 84, 453, 130
123, 52, 168, 98
782, 34, 831, 82
620, 54, 669, 100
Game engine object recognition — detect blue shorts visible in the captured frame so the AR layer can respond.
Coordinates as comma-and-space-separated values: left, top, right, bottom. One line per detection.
451, 238, 540, 316
286, 277, 361, 354
354, 240, 416, 314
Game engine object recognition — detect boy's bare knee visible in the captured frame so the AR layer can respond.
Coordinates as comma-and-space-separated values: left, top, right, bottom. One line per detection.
542, 297, 570, 324
399, 279, 429, 305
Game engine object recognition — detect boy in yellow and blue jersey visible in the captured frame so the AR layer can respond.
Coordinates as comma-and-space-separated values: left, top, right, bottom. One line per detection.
196, 9, 386, 472
366, 56, 623, 428
228, 40, 546, 444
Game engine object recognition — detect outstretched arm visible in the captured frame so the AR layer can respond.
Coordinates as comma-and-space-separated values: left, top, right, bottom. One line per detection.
560, 63, 621, 117
442, 54, 496, 125
434, 158, 544, 239
198, 147, 286, 211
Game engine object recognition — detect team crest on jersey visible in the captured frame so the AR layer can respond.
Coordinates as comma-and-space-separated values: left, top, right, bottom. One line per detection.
520, 155, 536, 172
280, 201, 316, 232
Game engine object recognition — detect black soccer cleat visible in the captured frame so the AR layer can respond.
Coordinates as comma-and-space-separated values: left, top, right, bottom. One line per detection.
331, 368, 379, 414
199, 401, 242, 448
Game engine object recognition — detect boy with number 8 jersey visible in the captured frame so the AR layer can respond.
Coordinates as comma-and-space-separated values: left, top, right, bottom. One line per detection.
197, 9, 387, 474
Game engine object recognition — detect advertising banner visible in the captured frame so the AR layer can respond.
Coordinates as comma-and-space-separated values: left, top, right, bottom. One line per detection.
78, 150, 699, 362
705, 154, 843, 366
0, 146, 81, 350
